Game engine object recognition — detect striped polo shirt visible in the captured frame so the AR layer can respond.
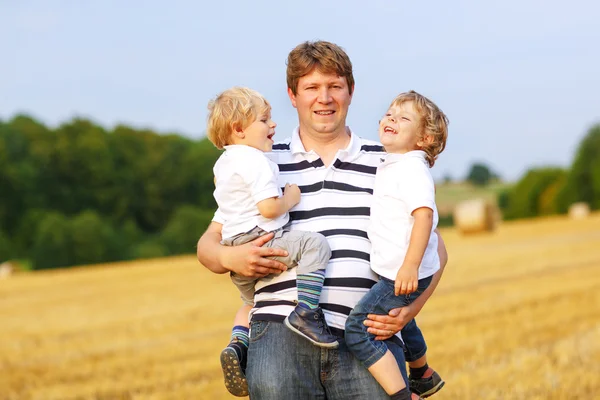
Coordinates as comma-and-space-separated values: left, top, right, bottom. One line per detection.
250, 127, 388, 337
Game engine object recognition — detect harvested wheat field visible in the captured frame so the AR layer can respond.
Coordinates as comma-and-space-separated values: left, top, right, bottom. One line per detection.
1, 213, 600, 400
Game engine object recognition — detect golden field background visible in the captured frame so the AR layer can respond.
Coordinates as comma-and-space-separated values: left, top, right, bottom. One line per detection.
1, 214, 600, 400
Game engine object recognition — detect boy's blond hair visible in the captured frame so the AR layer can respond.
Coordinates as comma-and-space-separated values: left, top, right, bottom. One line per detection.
286, 40, 354, 95
390, 90, 449, 167
206, 87, 271, 149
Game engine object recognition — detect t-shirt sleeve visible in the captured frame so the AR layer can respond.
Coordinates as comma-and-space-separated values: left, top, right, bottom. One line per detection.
238, 152, 280, 204
212, 207, 226, 224
396, 160, 436, 214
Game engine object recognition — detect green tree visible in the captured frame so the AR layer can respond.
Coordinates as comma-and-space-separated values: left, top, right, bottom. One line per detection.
556, 124, 600, 212
0, 230, 13, 262
466, 163, 493, 186
31, 212, 72, 269
160, 205, 214, 255
503, 167, 566, 220
70, 210, 115, 266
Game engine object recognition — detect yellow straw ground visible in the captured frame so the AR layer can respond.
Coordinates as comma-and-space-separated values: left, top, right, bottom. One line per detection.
1, 213, 599, 399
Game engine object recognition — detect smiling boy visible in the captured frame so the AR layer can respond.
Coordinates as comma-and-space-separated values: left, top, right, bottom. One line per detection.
206, 87, 338, 396
344, 91, 449, 399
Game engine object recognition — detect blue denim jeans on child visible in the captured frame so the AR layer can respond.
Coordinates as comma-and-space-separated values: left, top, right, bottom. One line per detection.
345, 275, 433, 368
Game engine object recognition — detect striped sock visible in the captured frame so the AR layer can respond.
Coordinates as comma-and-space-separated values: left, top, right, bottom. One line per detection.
296, 269, 326, 309
230, 325, 249, 347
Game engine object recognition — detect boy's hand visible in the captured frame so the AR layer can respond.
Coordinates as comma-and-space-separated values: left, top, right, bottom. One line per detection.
283, 183, 301, 207
395, 266, 418, 296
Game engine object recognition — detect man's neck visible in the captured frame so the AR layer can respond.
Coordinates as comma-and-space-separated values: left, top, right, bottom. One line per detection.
299, 127, 351, 167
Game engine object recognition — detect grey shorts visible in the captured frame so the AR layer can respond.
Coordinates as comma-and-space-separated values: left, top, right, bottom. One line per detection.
222, 226, 331, 306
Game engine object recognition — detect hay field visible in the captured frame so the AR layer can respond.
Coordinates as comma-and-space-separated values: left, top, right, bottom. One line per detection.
1, 214, 600, 400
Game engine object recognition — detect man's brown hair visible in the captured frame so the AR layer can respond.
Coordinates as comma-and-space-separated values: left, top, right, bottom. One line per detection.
286, 41, 354, 95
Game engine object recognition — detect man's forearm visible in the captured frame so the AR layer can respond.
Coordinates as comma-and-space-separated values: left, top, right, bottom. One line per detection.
196, 223, 228, 274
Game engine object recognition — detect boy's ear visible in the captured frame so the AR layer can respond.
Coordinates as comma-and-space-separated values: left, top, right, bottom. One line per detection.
417, 134, 434, 148
231, 122, 245, 139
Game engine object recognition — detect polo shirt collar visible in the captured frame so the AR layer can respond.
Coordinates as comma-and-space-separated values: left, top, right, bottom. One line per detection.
290, 126, 362, 159
223, 144, 263, 156
382, 150, 428, 165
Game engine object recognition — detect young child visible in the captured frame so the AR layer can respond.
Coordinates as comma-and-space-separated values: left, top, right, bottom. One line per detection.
345, 91, 449, 400
206, 87, 338, 397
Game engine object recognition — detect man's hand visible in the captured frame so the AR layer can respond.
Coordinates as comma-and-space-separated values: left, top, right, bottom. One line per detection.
395, 266, 418, 295
363, 304, 418, 340
222, 232, 289, 278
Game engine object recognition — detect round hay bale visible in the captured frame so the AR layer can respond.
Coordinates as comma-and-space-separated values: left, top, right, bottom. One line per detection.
453, 198, 499, 235
0, 261, 15, 279
568, 202, 590, 219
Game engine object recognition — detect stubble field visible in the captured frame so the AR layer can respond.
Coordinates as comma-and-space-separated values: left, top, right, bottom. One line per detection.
1, 213, 600, 399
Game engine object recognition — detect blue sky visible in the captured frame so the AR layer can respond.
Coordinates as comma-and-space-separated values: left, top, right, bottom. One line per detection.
2, 0, 599, 181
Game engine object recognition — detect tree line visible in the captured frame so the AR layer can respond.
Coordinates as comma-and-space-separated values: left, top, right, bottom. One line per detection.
499, 123, 600, 219
0, 115, 221, 269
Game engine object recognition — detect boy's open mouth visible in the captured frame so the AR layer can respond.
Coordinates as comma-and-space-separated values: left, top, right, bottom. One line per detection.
383, 126, 397, 134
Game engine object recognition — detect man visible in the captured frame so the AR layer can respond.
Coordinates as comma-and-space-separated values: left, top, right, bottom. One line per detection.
197, 40, 448, 399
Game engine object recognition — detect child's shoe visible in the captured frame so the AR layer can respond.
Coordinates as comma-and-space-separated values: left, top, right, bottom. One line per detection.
220, 339, 248, 397
284, 305, 339, 348
409, 368, 445, 398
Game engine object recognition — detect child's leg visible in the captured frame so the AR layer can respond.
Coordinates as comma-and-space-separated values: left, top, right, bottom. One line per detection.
291, 231, 330, 310
400, 276, 445, 397
277, 231, 338, 347
368, 350, 407, 394
231, 304, 251, 347
345, 278, 411, 397
221, 304, 252, 397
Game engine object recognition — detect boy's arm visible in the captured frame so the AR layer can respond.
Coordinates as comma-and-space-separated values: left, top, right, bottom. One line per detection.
197, 221, 288, 277
394, 207, 434, 295
256, 184, 301, 219
364, 228, 448, 340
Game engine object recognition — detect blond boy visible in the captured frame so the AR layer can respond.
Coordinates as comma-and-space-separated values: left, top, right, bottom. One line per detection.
345, 91, 449, 400
206, 87, 338, 397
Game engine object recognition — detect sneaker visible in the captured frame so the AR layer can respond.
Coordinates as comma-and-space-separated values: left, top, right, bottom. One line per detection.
220, 340, 248, 397
409, 369, 445, 398
284, 306, 339, 348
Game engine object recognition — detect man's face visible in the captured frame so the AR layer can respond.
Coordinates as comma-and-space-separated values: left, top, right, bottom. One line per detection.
287, 69, 353, 138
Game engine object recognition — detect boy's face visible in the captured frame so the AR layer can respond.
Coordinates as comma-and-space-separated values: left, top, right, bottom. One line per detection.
287, 69, 353, 139
238, 111, 277, 152
379, 101, 424, 154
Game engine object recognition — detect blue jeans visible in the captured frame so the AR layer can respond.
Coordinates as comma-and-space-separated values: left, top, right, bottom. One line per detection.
345, 275, 432, 368
246, 320, 408, 399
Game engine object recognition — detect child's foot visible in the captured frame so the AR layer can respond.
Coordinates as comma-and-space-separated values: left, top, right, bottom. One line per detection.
220, 339, 248, 397
284, 305, 339, 348
409, 368, 445, 398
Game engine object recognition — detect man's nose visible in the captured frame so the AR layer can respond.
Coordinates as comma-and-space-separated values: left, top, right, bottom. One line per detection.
317, 88, 332, 103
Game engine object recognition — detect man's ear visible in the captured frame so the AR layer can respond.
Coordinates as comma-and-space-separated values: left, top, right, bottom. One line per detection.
287, 87, 297, 108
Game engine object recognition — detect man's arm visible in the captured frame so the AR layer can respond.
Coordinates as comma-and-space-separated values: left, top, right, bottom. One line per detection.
364, 228, 448, 340
197, 221, 289, 277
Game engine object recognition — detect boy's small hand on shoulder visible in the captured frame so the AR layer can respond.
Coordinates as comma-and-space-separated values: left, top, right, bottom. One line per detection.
283, 183, 301, 207
394, 266, 418, 296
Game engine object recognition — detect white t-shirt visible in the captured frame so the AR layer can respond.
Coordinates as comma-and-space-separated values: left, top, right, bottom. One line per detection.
213, 145, 289, 240
368, 150, 440, 281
